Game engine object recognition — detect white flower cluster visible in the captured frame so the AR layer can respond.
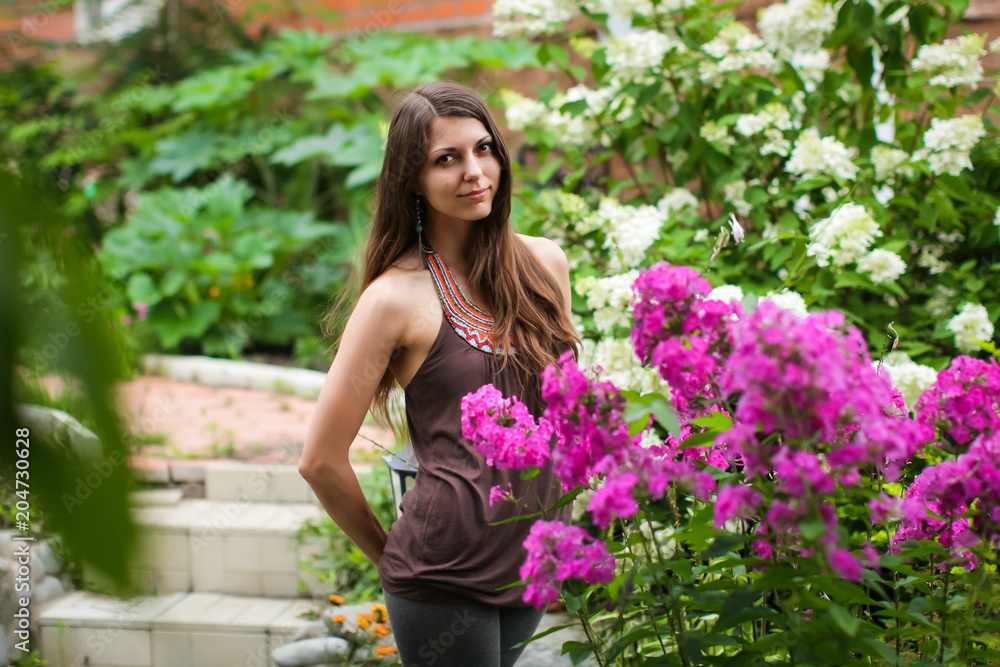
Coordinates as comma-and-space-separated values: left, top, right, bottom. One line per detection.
807, 202, 882, 267
855, 248, 906, 283
911, 34, 987, 88
995, 205, 1000, 228
582, 198, 668, 271
763, 289, 809, 317
789, 49, 830, 92
947, 302, 995, 353
492, 0, 578, 37
877, 352, 939, 411
927, 285, 959, 318
700, 120, 735, 150
916, 245, 948, 275
701, 22, 776, 82
575, 270, 641, 334
870, 145, 914, 183
735, 101, 797, 156
722, 179, 753, 217
577, 336, 671, 395
657, 187, 699, 218
914, 114, 986, 176
501, 85, 633, 147
707, 284, 744, 304
606, 30, 687, 83
757, 0, 837, 54
786, 128, 859, 182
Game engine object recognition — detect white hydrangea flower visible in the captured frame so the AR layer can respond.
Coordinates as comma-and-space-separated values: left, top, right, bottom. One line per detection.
736, 101, 795, 137
870, 145, 913, 182
911, 34, 986, 88
914, 114, 986, 176
787, 128, 859, 182
762, 289, 808, 317
994, 205, 1000, 228
789, 49, 830, 92
856, 248, 906, 283
584, 199, 667, 271
606, 30, 686, 83
793, 194, 814, 217
554, 190, 591, 221
580, 0, 656, 22
991, 36, 1000, 54
946, 302, 995, 353
722, 180, 752, 217
707, 284, 745, 303
501, 90, 550, 131
873, 185, 894, 206
575, 270, 641, 334
492, 0, 578, 37
758, 0, 837, 54
917, 245, 948, 275
807, 202, 882, 267
657, 188, 699, 218
590, 337, 672, 395
876, 352, 939, 410
700, 120, 735, 148
926, 285, 958, 317
693, 229, 710, 242
703, 22, 776, 72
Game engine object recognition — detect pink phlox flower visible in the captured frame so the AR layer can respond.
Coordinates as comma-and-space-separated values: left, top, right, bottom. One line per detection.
461, 384, 552, 471
520, 520, 615, 609
489, 483, 514, 507
713, 484, 762, 529
829, 548, 863, 581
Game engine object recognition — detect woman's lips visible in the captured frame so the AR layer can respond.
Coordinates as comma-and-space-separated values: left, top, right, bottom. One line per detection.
461, 187, 488, 198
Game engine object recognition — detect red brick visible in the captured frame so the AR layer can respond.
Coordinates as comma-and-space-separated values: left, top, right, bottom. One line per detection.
459, 0, 488, 16
401, 6, 431, 22
432, 2, 458, 19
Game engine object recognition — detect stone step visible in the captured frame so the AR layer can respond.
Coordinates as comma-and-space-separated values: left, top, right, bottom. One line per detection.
85, 499, 328, 598
37, 590, 320, 667
204, 462, 320, 505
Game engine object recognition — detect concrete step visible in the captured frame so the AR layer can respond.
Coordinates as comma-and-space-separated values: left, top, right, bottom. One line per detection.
37, 591, 320, 667
85, 499, 328, 598
204, 462, 320, 505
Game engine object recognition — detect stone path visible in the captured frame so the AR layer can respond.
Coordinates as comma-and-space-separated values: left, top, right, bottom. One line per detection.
37, 373, 394, 465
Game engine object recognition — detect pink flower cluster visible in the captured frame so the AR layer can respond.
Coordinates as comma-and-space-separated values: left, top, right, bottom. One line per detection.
460, 384, 553, 471
630, 263, 741, 418
540, 350, 633, 489
914, 355, 1000, 447
886, 433, 1000, 568
519, 520, 616, 609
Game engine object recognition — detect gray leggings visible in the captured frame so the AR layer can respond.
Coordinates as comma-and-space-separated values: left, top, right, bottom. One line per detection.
383, 590, 547, 666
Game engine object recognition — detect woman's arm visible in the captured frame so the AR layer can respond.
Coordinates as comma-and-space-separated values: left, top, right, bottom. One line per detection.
298, 279, 406, 567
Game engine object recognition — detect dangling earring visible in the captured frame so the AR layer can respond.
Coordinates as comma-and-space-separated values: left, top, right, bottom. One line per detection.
415, 194, 428, 256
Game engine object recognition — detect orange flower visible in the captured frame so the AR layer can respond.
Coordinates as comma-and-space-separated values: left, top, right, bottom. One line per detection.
371, 602, 388, 622
328, 594, 345, 605
330, 615, 346, 624
374, 645, 399, 658
356, 611, 377, 630
370, 623, 390, 638
209, 286, 220, 298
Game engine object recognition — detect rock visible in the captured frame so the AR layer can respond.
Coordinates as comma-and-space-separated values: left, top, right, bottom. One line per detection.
272, 636, 350, 667
39, 541, 64, 576
290, 623, 325, 643
13, 404, 103, 463
34, 576, 65, 604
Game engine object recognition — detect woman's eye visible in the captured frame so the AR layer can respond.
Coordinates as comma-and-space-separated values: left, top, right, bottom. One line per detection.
435, 143, 492, 164
479, 142, 492, 152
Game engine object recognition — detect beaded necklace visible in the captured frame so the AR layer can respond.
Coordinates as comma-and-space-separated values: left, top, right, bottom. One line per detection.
421, 239, 518, 355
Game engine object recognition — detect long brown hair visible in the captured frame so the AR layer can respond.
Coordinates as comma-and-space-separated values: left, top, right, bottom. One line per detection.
321, 80, 580, 447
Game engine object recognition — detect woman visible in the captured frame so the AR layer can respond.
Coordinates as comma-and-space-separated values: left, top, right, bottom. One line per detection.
299, 81, 581, 666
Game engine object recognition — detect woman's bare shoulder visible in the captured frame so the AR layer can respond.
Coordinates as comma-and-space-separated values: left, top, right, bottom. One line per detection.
515, 233, 566, 269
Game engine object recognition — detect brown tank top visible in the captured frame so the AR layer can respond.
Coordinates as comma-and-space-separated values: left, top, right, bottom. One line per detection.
377, 244, 572, 607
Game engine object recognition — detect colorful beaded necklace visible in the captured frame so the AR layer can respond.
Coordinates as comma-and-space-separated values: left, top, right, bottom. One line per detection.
421, 239, 518, 355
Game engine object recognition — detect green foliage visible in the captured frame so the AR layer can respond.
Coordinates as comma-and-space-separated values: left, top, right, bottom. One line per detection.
1, 13, 537, 366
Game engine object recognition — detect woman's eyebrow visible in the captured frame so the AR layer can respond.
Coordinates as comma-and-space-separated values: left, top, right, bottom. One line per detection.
431, 135, 492, 155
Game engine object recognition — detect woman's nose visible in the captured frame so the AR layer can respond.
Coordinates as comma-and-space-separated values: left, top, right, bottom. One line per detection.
465, 155, 484, 181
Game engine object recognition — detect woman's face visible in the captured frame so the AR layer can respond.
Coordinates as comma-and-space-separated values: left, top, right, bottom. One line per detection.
414, 116, 501, 227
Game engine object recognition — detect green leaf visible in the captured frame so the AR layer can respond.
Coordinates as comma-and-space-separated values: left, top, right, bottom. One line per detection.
829, 604, 861, 637
126, 272, 162, 307
649, 396, 681, 435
